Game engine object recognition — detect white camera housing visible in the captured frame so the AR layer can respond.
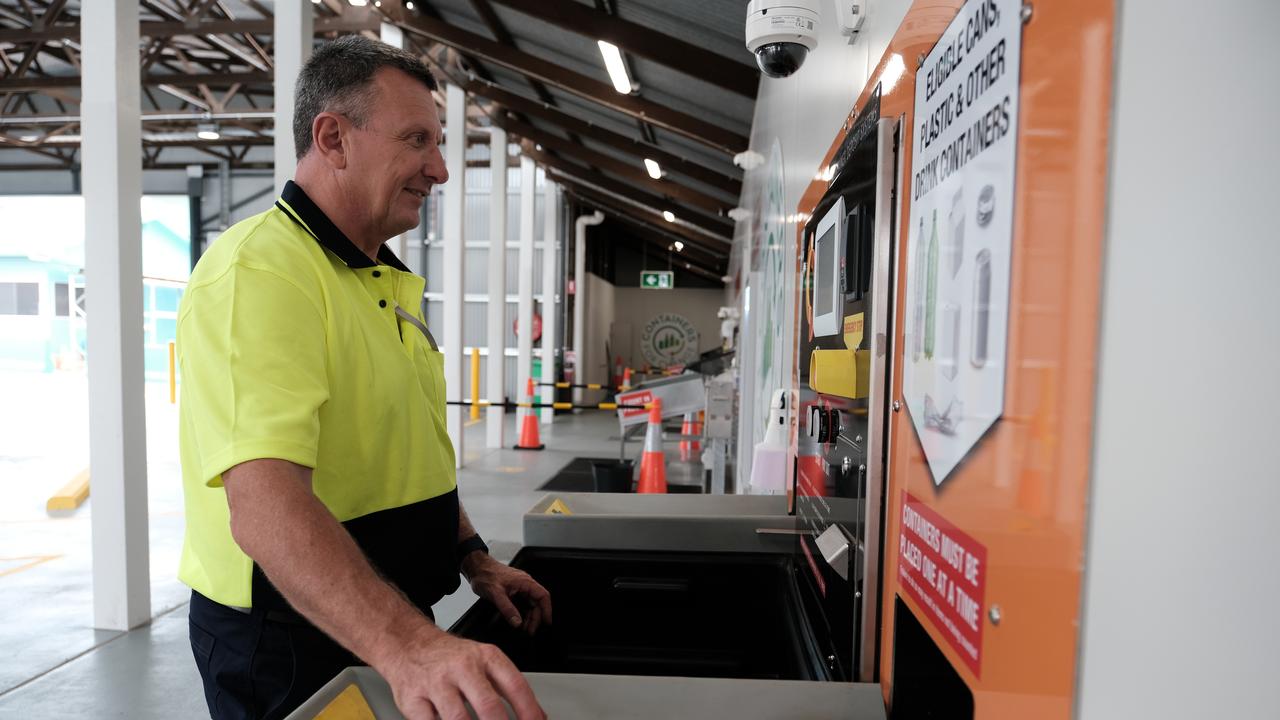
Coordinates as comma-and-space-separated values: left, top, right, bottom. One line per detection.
745, 0, 821, 79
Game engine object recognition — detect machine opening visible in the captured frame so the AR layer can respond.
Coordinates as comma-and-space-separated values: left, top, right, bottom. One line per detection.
889, 597, 974, 720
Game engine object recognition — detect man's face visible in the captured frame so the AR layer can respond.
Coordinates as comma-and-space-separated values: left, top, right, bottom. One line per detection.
344, 67, 447, 241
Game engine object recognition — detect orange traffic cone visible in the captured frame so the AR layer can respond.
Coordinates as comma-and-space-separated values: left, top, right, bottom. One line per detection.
679, 412, 695, 462
621, 366, 633, 391
613, 356, 624, 388
515, 378, 545, 450
637, 398, 668, 494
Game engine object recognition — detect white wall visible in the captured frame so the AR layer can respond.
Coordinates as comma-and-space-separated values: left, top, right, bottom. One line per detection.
581, 271, 617, 386
611, 286, 724, 369
1078, 1, 1280, 718
732, 0, 913, 483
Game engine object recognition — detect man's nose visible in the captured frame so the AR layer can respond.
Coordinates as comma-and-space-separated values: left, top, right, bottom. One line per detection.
425, 147, 448, 185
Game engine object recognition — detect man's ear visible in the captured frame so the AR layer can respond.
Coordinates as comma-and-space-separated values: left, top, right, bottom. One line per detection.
311, 112, 348, 170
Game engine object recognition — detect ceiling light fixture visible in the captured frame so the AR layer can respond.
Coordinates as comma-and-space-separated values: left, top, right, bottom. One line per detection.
348, 0, 369, 7
643, 158, 661, 180
406, 1, 415, 9
597, 41, 633, 94
19, 134, 39, 142
674, 241, 685, 252
196, 123, 220, 141
663, 210, 675, 223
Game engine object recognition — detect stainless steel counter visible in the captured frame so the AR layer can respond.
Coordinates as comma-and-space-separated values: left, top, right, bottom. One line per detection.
288, 667, 887, 719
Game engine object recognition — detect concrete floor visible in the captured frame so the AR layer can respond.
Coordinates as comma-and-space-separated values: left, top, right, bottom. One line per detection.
0, 404, 698, 718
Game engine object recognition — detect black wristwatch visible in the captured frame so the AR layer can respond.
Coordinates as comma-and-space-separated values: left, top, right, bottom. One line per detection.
456, 534, 489, 565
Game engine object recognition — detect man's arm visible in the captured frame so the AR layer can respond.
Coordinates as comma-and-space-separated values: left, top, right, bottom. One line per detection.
456, 504, 553, 635
224, 459, 544, 720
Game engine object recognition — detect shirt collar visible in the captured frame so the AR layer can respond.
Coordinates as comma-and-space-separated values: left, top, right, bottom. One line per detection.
275, 180, 411, 273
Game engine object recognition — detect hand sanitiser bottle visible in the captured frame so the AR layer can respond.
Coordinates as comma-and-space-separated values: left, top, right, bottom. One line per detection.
750, 389, 790, 494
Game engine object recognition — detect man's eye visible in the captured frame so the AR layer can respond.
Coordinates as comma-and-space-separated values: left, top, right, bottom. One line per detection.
409, 133, 426, 146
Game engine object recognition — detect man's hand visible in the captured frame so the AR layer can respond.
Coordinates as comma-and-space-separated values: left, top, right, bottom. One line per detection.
463, 553, 553, 635
380, 627, 545, 720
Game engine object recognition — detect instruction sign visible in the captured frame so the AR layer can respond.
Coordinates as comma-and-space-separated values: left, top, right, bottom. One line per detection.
902, 0, 1022, 484
640, 270, 674, 289
898, 492, 988, 676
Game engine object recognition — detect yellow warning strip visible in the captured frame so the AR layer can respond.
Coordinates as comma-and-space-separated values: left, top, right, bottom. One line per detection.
46, 467, 90, 513
465, 417, 483, 427
544, 498, 573, 515
315, 683, 376, 720
0, 555, 61, 579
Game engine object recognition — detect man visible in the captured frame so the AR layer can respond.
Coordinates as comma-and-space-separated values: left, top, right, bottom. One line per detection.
177, 36, 550, 720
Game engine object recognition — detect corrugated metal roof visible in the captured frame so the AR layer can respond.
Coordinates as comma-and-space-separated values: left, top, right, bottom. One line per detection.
413, 0, 755, 260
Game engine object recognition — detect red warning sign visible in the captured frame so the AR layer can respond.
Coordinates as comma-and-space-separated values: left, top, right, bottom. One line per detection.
897, 492, 988, 676
617, 390, 653, 419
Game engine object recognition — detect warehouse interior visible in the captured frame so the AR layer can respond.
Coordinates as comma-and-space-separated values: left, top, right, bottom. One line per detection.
0, 1, 1276, 718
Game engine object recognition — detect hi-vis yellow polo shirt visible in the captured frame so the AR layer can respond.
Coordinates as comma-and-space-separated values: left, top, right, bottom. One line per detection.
177, 180, 460, 611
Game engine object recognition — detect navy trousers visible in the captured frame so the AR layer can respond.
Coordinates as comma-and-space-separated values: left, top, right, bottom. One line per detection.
188, 590, 360, 720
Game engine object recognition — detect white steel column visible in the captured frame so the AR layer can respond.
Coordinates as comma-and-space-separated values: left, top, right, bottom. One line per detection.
273, 1, 311, 192
443, 83, 467, 467
516, 157, 536, 412
82, 0, 149, 631
378, 24, 409, 269
572, 211, 603, 406
486, 129, 509, 447
539, 183, 560, 424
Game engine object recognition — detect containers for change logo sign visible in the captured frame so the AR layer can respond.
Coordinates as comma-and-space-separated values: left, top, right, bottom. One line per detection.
641, 313, 699, 367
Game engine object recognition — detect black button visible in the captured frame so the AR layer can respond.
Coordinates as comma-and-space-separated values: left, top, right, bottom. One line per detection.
379, 300, 387, 308
372, 270, 381, 277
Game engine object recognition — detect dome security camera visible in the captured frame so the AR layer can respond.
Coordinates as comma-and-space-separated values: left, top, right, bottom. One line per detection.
745, 0, 820, 79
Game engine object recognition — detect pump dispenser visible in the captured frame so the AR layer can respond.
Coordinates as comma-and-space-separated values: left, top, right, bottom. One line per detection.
750, 389, 790, 493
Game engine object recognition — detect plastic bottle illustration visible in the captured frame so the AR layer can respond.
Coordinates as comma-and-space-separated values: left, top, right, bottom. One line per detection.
924, 209, 939, 359
912, 215, 926, 361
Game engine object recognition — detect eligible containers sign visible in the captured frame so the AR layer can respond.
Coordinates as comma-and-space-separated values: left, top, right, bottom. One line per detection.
902, 0, 1022, 484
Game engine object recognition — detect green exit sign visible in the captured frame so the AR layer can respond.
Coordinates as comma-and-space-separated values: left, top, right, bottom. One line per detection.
641, 270, 674, 289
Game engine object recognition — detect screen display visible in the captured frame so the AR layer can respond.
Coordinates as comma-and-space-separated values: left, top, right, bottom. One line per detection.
815, 225, 835, 318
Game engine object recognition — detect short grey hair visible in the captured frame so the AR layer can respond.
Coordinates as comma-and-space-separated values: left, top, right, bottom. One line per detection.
293, 35, 438, 159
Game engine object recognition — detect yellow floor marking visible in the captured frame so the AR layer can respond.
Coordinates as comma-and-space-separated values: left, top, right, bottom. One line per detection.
465, 417, 483, 427
46, 467, 90, 513
0, 555, 61, 579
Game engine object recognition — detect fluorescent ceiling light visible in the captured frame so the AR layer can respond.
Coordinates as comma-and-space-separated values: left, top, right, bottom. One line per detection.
196, 123, 220, 141
348, 0, 369, 7
643, 158, 661, 180
19, 134, 38, 142
662, 210, 675, 223
674, 241, 685, 252
597, 41, 632, 94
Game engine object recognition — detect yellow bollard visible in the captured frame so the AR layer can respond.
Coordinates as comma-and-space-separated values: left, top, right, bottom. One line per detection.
168, 341, 176, 404
470, 347, 481, 421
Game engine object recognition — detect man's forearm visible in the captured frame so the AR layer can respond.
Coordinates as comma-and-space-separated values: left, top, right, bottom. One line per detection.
225, 459, 440, 669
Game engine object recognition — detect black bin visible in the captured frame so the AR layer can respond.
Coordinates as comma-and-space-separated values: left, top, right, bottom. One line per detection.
448, 548, 829, 681
590, 460, 634, 493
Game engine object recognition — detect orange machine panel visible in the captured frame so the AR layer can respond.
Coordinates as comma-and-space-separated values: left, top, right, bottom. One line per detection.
790, 0, 1115, 717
